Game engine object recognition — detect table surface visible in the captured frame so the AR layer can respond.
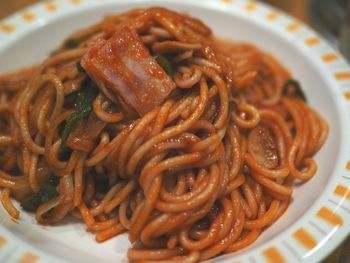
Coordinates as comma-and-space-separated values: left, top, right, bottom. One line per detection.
0, 0, 348, 262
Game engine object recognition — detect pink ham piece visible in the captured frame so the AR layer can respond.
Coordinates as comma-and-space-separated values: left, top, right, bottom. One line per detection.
81, 26, 176, 116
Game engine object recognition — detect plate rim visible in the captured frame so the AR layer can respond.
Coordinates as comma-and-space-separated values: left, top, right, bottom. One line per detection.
1, 0, 350, 262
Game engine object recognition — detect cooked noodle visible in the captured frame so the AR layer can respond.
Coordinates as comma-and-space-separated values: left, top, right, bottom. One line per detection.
0, 7, 328, 262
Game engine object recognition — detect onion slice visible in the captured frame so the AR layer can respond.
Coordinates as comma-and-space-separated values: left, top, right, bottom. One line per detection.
248, 124, 278, 169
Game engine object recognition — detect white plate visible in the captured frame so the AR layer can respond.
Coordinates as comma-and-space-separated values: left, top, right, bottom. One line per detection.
1, 0, 350, 262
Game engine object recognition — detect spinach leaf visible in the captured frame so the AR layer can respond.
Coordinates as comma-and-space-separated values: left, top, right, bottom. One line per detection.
21, 176, 59, 212
64, 38, 82, 49
61, 79, 98, 149
282, 79, 307, 102
156, 55, 174, 77
229, 100, 237, 111
76, 60, 85, 73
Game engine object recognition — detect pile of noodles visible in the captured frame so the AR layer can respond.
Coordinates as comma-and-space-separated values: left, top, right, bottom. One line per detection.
0, 7, 328, 263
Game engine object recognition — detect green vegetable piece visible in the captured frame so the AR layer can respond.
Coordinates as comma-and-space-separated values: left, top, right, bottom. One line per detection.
229, 100, 237, 111
21, 195, 41, 212
50, 49, 60, 57
61, 79, 98, 149
282, 79, 307, 102
156, 55, 174, 77
21, 175, 59, 212
76, 60, 85, 73
64, 38, 82, 49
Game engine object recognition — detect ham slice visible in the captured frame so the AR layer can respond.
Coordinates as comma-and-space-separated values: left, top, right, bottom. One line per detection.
67, 112, 106, 152
81, 26, 176, 116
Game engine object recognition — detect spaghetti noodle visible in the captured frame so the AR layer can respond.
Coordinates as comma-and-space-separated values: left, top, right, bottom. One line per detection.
0, 7, 328, 262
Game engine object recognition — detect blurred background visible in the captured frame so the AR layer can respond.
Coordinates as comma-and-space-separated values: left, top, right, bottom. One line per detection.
265, 0, 349, 60
266, 0, 346, 41
0, 0, 349, 262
